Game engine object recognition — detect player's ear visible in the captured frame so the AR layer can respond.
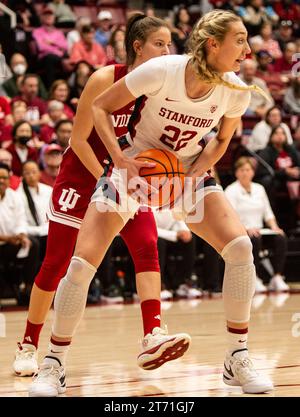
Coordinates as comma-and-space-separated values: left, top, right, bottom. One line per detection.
207, 37, 219, 53
133, 40, 143, 57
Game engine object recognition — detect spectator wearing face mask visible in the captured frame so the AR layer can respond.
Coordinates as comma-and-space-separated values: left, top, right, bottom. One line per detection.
2, 53, 47, 99
6, 120, 38, 176
0, 100, 27, 145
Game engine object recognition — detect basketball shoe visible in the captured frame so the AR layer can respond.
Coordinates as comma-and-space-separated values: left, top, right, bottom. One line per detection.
13, 343, 38, 376
28, 356, 66, 397
223, 348, 274, 394
137, 326, 191, 370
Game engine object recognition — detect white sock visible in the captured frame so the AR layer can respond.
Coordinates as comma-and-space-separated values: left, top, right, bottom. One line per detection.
44, 340, 70, 368
227, 329, 248, 354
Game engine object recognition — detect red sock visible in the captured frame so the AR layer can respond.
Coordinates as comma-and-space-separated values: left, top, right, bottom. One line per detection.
22, 320, 43, 349
141, 299, 161, 336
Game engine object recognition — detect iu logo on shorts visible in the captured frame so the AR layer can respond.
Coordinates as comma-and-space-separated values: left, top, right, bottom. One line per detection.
58, 188, 80, 212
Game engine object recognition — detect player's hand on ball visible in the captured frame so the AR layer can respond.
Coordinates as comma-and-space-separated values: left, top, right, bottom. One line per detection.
115, 155, 157, 201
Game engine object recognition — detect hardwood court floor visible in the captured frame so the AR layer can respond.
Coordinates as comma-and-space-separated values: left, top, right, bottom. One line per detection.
0, 293, 300, 397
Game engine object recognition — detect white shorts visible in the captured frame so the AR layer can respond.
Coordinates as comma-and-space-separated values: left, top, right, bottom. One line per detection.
90, 166, 223, 224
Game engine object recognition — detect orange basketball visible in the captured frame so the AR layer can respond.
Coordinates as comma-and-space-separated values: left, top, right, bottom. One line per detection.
135, 148, 185, 208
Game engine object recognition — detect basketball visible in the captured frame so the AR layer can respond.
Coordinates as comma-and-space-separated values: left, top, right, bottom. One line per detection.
135, 148, 185, 208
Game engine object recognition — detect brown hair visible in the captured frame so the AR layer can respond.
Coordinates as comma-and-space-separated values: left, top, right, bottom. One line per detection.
234, 157, 256, 172
49, 79, 69, 100
125, 13, 169, 66
186, 10, 269, 100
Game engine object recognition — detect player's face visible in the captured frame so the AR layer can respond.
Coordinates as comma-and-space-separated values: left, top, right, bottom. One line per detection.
210, 21, 251, 73
139, 27, 172, 62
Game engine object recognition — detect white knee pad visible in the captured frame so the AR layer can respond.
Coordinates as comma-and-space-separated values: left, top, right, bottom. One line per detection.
221, 236, 256, 323
53, 256, 97, 338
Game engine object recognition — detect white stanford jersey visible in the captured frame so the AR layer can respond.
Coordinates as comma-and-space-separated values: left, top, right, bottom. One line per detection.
125, 54, 251, 170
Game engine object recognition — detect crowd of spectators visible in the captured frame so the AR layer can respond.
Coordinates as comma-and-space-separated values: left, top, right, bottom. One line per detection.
1, 0, 300, 305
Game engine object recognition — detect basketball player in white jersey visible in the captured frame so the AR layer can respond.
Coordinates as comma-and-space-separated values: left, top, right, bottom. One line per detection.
30, 10, 273, 396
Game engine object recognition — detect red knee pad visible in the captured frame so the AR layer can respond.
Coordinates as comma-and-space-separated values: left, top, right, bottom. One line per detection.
35, 221, 78, 292
120, 210, 160, 274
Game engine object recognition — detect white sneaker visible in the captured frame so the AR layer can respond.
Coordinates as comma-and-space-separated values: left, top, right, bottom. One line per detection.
268, 275, 290, 292
186, 287, 202, 299
28, 357, 66, 397
137, 326, 191, 371
223, 349, 274, 394
176, 284, 201, 298
13, 343, 38, 377
160, 289, 173, 301
176, 284, 190, 298
255, 277, 267, 294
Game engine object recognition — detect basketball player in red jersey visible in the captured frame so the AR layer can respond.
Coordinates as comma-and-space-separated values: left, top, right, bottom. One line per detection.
14, 14, 191, 381
30, 10, 274, 396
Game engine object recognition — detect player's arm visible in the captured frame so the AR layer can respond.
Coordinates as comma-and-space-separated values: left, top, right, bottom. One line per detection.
92, 77, 136, 166
92, 59, 165, 184
69, 65, 115, 180
187, 116, 241, 179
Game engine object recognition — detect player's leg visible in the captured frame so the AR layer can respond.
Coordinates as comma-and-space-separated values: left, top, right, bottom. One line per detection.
121, 208, 191, 370
29, 202, 126, 397
187, 191, 273, 394
13, 221, 79, 376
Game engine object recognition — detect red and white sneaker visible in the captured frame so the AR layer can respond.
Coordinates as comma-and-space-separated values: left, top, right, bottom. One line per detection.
13, 343, 38, 377
137, 326, 191, 370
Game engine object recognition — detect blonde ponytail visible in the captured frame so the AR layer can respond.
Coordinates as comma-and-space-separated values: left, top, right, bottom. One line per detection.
187, 9, 271, 101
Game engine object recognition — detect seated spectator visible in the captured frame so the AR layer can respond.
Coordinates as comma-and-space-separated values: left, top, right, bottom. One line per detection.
11, 74, 47, 128
48, 0, 76, 28
106, 27, 126, 64
242, 0, 279, 37
67, 16, 92, 54
283, 76, 300, 115
32, 7, 68, 88
48, 79, 74, 119
1, 101, 28, 146
95, 10, 113, 49
0, 162, 39, 305
247, 106, 293, 152
255, 50, 286, 103
250, 22, 282, 60
154, 209, 201, 299
225, 157, 289, 292
68, 61, 95, 107
17, 161, 52, 262
0, 96, 12, 135
2, 53, 47, 99
273, 42, 297, 83
273, 1, 300, 23
0, 149, 21, 190
40, 144, 63, 187
172, 5, 192, 54
239, 59, 274, 117
0, 43, 12, 92
40, 100, 66, 144
70, 25, 107, 69
255, 125, 300, 230
293, 123, 300, 159
274, 19, 295, 52
54, 119, 73, 150
6, 120, 38, 176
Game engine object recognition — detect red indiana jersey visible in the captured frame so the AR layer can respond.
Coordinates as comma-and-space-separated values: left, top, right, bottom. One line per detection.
48, 65, 134, 228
